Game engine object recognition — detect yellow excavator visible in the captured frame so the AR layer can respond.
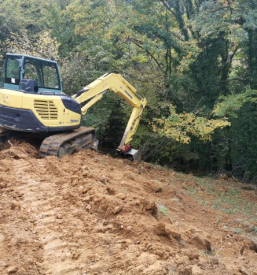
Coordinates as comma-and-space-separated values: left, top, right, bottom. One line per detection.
0, 53, 147, 160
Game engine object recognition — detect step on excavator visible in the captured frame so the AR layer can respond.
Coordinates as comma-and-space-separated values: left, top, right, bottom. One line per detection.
0, 53, 147, 160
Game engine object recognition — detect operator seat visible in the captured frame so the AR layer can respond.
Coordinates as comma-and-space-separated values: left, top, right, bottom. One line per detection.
11, 67, 20, 79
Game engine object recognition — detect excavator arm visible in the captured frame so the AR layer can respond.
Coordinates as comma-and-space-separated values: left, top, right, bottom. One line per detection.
73, 73, 147, 160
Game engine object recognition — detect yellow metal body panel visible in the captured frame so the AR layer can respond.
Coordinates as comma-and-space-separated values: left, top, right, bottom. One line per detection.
0, 88, 23, 108
0, 88, 81, 128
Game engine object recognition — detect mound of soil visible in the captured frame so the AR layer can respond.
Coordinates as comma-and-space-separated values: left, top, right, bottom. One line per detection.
0, 142, 256, 275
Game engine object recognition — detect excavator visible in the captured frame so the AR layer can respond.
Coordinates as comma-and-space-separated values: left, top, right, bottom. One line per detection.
0, 53, 147, 160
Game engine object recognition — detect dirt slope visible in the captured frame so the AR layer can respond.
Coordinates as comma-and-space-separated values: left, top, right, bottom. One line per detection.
0, 142, 256, 275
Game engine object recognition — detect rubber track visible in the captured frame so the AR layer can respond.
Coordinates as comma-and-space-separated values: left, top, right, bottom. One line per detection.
39, 126, 95, 158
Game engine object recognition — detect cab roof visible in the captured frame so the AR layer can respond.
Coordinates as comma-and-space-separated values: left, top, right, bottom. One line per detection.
6, 53, 57, 64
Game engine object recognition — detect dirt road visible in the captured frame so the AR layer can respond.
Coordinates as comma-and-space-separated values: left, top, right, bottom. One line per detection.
0, 142, 256, 274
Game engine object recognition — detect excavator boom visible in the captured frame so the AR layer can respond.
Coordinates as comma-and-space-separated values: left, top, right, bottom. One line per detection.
73, 73, 147, 159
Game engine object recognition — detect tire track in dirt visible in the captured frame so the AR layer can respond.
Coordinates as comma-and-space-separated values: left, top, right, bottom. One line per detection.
14, 158, 83, 275
2, 144, 256, 275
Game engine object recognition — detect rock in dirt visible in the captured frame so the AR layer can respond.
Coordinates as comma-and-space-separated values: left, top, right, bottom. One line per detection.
249, 239, 257, 253
191, 265, 203, 275
154, 222, 182, 241
112, 205, 123, 215
0, 182, 7, 188
239, 266, 251, 275
186, 228, 212, 252
177, 265, 192, 275
234, 219, 255, 233
7, 266, 18, 274
184, 248, 200, 260
191, 235, 211, 252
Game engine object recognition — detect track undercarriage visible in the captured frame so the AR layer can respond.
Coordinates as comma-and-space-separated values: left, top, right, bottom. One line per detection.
39, 127, 95, 158
0, 126, 96, 158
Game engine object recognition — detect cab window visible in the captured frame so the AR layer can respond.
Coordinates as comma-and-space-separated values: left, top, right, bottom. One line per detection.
24, 59, 42, 85
24, 58, 60, 90
42, 63, 60, 89
4, 56, 21, 85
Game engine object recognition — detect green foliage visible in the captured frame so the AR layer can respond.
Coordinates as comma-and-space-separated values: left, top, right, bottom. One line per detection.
82, 92, 127, 149
213, 87, 257, 118
60, 52, 105, 95
0, 0, 48, 45
213, 87, 257, 181
229, 101, 257, 182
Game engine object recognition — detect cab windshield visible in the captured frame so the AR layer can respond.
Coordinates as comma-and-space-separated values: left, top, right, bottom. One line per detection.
24, 58, 60, 90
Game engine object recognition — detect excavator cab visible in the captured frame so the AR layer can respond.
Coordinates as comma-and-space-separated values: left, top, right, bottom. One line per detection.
1, 54, 62, 94
0, 53, 80, 134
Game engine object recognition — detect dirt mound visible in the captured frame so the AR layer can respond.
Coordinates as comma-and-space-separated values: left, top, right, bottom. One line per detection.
0, 143, 256, 274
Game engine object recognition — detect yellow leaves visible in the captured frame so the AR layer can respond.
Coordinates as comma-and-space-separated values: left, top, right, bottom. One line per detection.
187, 51, 192, 58
176, 42, 201, 76
152, 104, 230, 144
223, 13, 230, 19
4, 30, 60, 61
131, 54, 148, 63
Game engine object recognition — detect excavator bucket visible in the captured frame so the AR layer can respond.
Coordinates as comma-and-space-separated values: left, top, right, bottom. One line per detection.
92, 139, 99, 151
123, 148, 141, 162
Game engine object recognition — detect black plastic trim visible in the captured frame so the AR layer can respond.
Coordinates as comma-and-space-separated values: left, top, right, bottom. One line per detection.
60, 96, 81, 115
75, 88, 89, 98
0, 105, 81, 133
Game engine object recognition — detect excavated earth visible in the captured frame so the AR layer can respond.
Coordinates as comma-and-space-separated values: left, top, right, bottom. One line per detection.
0, 142, 257, 275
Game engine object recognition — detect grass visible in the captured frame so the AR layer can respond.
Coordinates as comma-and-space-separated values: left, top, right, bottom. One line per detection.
231, 228, 244, 234
148, 163, 257, 230
158, 204, 170, 217
171, 197, 180, 203
157, 204, 175, 222
182, 176, 257, 220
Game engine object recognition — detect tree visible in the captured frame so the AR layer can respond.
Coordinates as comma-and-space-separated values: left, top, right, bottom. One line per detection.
3, 31, 60, 61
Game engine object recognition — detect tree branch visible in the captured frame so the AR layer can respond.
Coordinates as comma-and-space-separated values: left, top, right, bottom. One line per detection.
229, 46, 239, 65
170, 31, 185, 42
159, 0, 177, 17
127, 37, 164, 73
